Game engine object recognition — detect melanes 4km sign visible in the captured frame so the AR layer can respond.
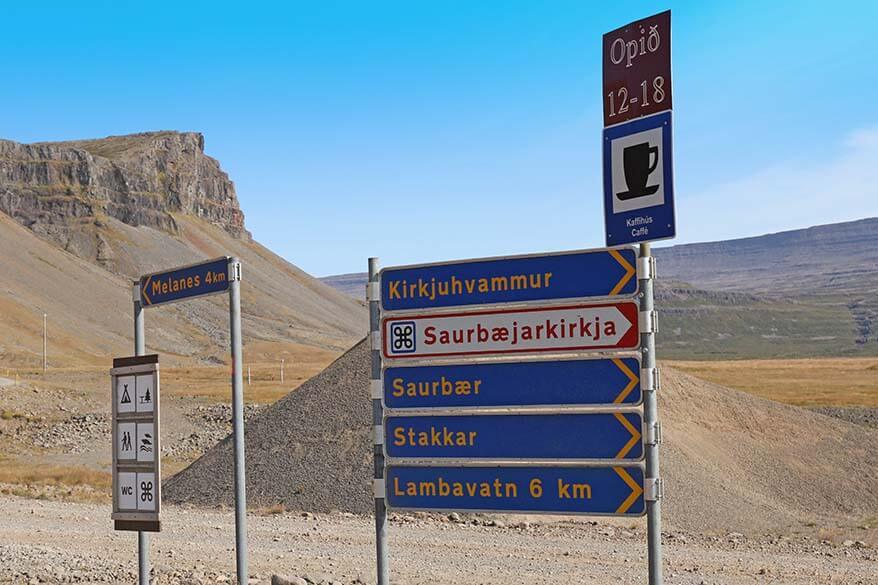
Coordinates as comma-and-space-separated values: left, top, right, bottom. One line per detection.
380, 247, 637, 312
140, 257, 231, 308
383, 301, 639, 359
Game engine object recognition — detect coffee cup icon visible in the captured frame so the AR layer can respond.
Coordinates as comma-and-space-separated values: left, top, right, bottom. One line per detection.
617, 141, 659, 200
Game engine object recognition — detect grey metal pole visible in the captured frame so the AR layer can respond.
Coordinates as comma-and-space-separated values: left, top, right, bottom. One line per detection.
369, 258, 389, 585
228, 258, 249, 585
42, 313, 47, 371
639, 243, 663, 585
133, 285, 149, 585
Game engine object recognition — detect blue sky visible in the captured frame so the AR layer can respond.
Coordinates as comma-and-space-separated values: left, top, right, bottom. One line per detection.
2, 1, 877, 275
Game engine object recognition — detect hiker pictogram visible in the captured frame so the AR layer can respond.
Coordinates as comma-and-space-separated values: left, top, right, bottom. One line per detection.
121, 431, 132, 452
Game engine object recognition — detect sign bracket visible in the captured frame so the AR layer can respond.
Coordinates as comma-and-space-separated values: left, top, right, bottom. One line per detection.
366, 281, 381, 302
370, 379, 383, 400
639, 310, 659, 334
645, 421, 662, 446
644, 477, 663, 502
641, 367, 661, 392
637, 256, 656, 280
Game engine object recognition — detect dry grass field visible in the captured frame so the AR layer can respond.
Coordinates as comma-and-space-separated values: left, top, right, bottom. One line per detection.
3, 341, 339, 406
667, 357, 878, 407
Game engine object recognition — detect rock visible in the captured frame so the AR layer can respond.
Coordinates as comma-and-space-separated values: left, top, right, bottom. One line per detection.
0, 132, 250, 271
447, 512, 461, 523
271, 576, 307, 585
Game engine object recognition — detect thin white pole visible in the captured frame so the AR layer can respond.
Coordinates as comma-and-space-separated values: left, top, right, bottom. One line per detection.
42, 313, 47, 372
369, 257, 389, 585
640, 243, 663, 585
133, 286, 149, 585
228, 258, 249, 584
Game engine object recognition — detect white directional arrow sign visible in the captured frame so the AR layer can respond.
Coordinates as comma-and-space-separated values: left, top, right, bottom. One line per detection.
383, 301, 640, 359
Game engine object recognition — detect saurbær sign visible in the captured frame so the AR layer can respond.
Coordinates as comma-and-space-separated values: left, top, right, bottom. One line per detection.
603, 10, 671, 126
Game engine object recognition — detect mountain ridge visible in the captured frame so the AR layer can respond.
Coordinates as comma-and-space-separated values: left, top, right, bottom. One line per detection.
320, 218, 878, 358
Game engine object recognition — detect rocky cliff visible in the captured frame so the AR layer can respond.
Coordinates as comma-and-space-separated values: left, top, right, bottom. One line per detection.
0, 132, 248, 264
0, 131, 366, 363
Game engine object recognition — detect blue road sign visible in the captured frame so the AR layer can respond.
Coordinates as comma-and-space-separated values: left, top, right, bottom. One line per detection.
140, 257, 230, 308
603, 111, 675, 246
386, 465, 645, 516
385, 412, 642, 460
384, 357, 641, 410
380, 247, 637, 312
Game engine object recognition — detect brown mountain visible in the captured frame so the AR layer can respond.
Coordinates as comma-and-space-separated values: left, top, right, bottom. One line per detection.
0, 131, 365, 367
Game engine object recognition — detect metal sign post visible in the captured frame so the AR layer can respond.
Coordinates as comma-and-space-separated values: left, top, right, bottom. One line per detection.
368, 258, 390, 585
639, 243, 663, 585
124, 256, 248, 585
135, 290, 149, 585
228, 259, 248, 585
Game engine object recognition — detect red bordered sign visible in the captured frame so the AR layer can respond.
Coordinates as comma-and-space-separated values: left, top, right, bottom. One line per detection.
382, 302, 640, 360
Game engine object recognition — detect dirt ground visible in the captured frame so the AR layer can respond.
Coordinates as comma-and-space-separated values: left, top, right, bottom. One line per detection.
0, 496, 876, 585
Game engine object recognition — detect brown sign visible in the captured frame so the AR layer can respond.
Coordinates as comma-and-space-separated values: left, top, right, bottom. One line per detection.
602, 10, 671, 126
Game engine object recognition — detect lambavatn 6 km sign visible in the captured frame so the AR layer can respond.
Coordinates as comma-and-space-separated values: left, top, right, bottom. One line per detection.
386, 465, 645, 516
382, 301, 639, 359
380, 247, 637, 312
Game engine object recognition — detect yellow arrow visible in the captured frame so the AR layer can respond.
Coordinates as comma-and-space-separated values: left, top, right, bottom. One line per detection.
141, 276, 153, 305
607, 249, 636, 296
612, 358, 639, 404
613, 412, 642, 459
613, 467, 644, 514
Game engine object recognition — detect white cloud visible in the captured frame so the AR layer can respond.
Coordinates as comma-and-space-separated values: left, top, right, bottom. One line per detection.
678, 126, 878, 243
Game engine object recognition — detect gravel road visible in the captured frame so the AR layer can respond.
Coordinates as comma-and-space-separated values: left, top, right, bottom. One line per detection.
1, 496, 875, 585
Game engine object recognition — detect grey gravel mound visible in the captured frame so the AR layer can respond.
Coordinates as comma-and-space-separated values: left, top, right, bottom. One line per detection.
164, 339, 373, 514
166, 342, 878, 533
808, 406, 878, 430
